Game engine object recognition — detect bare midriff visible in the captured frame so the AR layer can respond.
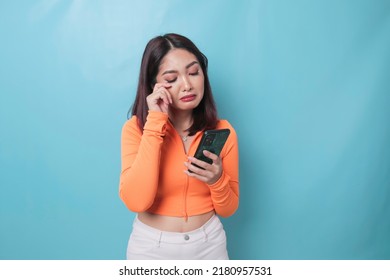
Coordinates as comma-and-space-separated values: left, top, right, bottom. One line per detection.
138, 210, 215, 232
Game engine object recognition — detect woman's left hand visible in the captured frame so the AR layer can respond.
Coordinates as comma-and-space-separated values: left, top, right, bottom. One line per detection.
184, 150, 222, 185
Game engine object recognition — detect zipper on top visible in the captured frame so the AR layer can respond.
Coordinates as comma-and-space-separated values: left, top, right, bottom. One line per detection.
176, 128, 202, 221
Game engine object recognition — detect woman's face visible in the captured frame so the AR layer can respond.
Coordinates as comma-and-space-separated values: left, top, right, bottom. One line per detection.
156, 48, 205, 112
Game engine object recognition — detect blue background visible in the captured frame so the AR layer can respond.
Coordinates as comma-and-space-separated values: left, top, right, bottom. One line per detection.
1, 0, 389, 259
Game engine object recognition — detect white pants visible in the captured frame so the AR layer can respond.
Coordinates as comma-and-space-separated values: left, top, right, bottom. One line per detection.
126, 214, 229, 260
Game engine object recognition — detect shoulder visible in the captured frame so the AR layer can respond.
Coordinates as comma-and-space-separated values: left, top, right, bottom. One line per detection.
216, 119, 238, 143
215, 119, 238, 156
122, 115, 142, 136
216, 119, 237, 135
123, 115, 139, 129
123, 111, 169, 136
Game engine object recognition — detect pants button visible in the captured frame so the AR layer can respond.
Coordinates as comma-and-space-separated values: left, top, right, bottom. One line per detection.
184, 234, 190, 241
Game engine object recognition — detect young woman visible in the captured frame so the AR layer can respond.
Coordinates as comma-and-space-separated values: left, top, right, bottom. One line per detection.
119, 33, 239, 259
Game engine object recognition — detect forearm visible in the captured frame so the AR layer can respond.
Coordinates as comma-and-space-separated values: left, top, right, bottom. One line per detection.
208, 171, 239, 217
208, 125, 240, 217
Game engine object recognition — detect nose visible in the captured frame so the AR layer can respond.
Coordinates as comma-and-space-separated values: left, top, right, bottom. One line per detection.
181, 76, 192, 91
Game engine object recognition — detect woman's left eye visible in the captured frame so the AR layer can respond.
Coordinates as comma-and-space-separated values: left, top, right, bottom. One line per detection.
189, 70, 199, 76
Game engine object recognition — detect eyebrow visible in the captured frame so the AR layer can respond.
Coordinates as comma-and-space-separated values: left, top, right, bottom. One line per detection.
161, 61, 199, 75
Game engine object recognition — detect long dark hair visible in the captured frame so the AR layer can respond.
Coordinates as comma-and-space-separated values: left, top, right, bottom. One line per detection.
128, 33, 218, 135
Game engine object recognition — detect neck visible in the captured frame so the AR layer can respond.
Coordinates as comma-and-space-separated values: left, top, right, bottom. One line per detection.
169, 109, 193, 134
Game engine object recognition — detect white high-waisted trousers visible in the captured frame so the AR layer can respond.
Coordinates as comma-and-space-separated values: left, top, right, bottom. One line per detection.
126, 214, 229, 260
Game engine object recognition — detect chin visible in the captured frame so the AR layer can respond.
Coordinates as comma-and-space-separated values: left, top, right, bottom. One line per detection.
172, 99, 202, 111
183, 101, 202, 110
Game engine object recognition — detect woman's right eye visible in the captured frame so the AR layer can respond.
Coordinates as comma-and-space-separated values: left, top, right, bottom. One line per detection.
166, 78, 177, 83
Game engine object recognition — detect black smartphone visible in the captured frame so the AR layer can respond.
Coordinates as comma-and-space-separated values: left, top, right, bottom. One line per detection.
190, 128, 230, 170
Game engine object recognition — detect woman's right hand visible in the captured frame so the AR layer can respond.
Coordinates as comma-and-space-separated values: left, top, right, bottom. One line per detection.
146, 83, 173, 113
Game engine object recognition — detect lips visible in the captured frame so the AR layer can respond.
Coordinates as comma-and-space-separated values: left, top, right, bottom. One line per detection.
180, 94, 196, 102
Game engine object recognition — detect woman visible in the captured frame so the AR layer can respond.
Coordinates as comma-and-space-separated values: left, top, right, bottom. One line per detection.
119, 33, 239, 260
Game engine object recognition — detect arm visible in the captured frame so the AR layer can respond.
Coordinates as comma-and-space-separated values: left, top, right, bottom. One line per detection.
207, 127, 239, 217
119, 111, 168, 212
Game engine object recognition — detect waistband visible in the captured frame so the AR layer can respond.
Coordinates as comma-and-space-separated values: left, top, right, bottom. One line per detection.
132, 214, 222, 244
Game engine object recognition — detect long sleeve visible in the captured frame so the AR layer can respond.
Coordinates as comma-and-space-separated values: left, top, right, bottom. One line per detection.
119, 111, 168, 212
207, 125, 239, 217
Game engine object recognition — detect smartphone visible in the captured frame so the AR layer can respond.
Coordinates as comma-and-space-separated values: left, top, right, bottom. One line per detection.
190, 128, 230, 170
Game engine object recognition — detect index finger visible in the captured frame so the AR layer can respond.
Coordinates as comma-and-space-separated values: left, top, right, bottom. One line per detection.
202, 150, 220, 163
153, 82, 172, 91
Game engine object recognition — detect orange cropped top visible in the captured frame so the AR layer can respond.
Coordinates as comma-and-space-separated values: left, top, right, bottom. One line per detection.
119, 111, 239, 218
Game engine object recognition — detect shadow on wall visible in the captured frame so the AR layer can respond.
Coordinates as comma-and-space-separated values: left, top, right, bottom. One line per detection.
223, 135, 269, 260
